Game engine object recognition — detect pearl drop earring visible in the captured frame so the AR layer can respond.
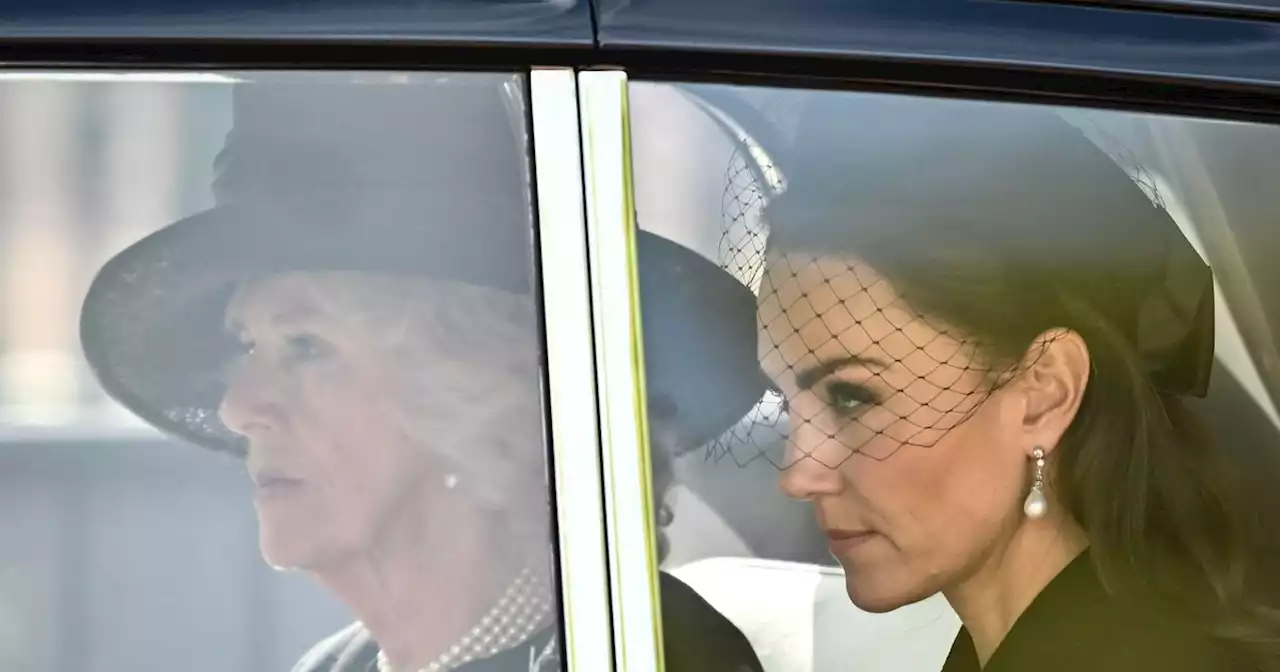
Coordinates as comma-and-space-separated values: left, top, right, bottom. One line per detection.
1023, 447, 1048, 519
444, 473, 459, 490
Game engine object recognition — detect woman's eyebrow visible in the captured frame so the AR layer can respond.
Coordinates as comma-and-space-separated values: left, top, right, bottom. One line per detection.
223, 303, 322, 335
267, 304, 325, 330
794, 355, 889, 391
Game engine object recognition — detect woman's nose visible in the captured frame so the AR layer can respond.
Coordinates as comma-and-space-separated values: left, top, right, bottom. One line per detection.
218, 357, 282, 439
777, 419, 845, 501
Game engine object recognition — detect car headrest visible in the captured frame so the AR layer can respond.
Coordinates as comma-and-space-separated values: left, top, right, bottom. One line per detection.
668, 557, 960, 672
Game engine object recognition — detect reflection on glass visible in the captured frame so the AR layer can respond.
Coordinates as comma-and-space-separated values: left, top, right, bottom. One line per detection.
74, 72, 576, 672
1, 75, 318, 672
57, 69, 776, 672
631, 82, 1280, 672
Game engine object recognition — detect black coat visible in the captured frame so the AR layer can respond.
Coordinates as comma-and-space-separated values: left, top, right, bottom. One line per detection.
292, 571, 763, 672
942, 551, 1240, 672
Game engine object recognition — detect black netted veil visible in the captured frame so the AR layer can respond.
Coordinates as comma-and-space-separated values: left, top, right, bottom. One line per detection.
702, 91, 1214, 471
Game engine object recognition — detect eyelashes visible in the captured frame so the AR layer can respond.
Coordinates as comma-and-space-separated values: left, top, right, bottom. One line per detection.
824, 380, 878, 416
282, 334, 328, 363
773, 380, 880, 417
230, 332, 331, 365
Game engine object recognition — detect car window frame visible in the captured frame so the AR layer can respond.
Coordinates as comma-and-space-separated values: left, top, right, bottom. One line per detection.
4, 16, 1280, 670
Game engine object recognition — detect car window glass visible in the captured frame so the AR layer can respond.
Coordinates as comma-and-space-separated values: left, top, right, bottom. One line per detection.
0, 70, 565, 672
629, 79, 1280, 672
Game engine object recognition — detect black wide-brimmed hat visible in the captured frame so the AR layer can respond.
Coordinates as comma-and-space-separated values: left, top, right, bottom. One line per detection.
80, 73, 767, 457
762, 93, 1215, 397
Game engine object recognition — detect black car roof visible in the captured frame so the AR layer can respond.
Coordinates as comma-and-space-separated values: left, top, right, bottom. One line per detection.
4, 0, 1280, 92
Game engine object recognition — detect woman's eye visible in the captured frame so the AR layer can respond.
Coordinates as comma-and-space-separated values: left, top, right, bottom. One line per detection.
283, 334, 328, 362
826, 381, 876, 414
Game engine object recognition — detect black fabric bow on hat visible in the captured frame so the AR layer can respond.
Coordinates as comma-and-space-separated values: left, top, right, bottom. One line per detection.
762, 93, 1215, 397
80, 73, 768, 456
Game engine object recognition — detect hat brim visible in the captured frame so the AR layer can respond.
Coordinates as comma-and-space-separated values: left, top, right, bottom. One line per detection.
83, 207, 265, 456
82, 207, 768, 457
637, 233, 771, 451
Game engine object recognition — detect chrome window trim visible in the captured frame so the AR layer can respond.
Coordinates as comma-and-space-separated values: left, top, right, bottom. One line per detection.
530, 67, 618, 672
578, 69, 666, 672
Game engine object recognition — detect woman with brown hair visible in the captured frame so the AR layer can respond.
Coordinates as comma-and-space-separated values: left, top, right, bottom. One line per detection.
747, 92, 1279, 671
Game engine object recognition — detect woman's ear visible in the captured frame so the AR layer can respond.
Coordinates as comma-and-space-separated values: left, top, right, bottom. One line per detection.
1016, 328, 1091, 455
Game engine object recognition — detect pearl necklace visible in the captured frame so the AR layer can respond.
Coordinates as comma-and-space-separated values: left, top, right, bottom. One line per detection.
374, 565, 553, 672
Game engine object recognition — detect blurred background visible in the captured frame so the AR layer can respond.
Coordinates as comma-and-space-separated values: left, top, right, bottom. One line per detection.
0, 76, 352, 672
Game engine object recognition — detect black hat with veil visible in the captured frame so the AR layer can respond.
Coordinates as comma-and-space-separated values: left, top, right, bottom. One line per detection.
695, 87, 1216, 470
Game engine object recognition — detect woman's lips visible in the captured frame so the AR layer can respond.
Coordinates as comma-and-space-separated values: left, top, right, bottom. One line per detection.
825, 528, 878, 553
251, 471, 308, 499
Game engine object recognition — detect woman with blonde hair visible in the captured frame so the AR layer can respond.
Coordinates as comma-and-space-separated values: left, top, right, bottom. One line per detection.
79, 74, 766, 672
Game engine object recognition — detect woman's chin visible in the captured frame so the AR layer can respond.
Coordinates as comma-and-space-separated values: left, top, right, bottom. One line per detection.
257, 530, 309, 570
257, 520, 345, 571
842, 569, 936, 614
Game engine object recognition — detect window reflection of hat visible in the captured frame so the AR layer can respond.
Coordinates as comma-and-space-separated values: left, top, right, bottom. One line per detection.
79, 73, 768, 457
